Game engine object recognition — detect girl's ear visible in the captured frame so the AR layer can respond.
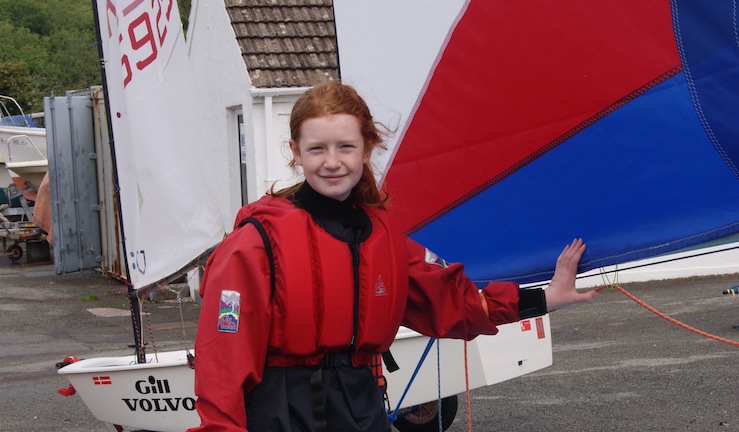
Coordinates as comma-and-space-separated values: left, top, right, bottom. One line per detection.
290, 139, 302, 166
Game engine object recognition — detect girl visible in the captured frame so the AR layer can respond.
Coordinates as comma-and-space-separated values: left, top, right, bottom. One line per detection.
189, 82, 596, 432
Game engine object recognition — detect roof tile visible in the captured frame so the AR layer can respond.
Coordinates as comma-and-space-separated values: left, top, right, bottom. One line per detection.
225, 0, 338, 88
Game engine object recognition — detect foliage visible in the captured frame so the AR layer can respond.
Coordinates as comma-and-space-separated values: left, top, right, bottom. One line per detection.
179, 0, 192, 33
0, 0, 100, 113
0, 60, 37, 113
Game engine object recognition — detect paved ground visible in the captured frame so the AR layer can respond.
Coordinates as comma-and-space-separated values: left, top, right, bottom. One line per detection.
446, 275, 739, 432
0, 259, 200, 432
0, 258, 737, 432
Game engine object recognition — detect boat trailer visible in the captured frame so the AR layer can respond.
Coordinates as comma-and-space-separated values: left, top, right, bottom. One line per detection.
1, 181, 44, 262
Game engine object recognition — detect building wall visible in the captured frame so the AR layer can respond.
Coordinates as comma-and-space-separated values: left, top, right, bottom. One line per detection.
250, 92, 307, 198
187, 0, 253, 225
187, 1, 313, 228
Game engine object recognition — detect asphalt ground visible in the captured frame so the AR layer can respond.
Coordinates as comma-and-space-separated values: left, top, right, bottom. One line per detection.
0, 258, 737, 432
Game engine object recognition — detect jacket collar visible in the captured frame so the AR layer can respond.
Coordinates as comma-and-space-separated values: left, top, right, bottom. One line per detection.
290, 182, 370, 232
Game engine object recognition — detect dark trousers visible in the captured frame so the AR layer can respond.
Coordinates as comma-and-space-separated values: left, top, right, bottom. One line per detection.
246, 364, 391, 432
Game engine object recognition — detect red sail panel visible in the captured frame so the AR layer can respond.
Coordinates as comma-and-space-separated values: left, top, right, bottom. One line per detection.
384, 0, 680, 233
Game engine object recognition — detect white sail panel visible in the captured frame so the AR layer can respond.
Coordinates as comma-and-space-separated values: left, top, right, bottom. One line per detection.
96, 0, 226, 289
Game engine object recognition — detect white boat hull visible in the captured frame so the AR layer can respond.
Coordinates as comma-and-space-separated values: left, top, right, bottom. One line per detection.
59, 316, 552, 431
0, 126, 47, 189
59, 350, 199, 432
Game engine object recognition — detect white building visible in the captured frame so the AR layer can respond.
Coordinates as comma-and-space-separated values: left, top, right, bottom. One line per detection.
186, 0, 337, 224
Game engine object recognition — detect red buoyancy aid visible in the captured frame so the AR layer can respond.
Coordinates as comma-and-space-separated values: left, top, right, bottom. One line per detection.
234, 196, 410, 366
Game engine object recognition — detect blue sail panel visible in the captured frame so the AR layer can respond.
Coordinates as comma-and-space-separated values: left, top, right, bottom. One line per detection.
411, 72, 739, 284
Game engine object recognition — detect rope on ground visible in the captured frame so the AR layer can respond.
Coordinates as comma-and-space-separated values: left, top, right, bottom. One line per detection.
595, 269, 739, 347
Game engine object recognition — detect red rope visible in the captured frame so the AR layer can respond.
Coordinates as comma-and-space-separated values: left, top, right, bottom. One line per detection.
141, 298, 159, 362
596, 284, 739, 347
455, 283, 735, 430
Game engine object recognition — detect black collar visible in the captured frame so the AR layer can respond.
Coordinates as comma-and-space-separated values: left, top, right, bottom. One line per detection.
290, 183, 367, 227
289, 183, 372, 241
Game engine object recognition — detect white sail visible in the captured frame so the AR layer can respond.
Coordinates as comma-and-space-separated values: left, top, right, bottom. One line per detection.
95, 0, 226, 289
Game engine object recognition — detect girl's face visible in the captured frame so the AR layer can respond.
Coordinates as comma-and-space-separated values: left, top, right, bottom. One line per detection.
291, 114, 370, 201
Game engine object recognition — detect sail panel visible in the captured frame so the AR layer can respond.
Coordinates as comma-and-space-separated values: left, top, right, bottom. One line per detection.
335, 0, 739, 284
382, 0, 680, 233
95, 0, 226, 289
673, 0, 739, 177
411, 73, 739, 283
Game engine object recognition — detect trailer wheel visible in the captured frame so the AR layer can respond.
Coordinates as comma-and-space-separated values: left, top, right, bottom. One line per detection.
6, 244, 23, 262
393, 395, 458, 432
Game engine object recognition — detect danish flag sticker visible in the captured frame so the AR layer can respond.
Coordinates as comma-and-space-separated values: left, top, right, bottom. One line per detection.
92, 376, 112, 385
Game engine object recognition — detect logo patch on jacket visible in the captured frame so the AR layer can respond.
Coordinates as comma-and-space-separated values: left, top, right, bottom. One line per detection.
424, 248, 448, 268
374, 275, 388, 296
218, 290, 240, 333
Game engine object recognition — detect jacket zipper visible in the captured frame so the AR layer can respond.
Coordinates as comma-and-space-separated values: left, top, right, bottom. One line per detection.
350, 242, 360, 348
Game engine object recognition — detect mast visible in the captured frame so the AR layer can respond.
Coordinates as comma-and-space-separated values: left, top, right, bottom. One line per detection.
90, 0, 146, 363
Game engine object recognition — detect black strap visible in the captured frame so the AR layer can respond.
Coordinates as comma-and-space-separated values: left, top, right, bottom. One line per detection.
237, 217, 276, 299
310, 367, 328, 432
310, 352, 354, 432
192, 218, 274, 371
321, 351, 353, 368
381, 350, 399, 373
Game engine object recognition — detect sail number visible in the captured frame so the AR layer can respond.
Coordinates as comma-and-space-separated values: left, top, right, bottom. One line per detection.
101, 0, 175, 88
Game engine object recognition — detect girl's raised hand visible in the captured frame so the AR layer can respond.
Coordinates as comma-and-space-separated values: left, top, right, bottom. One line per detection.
544, 238, 597, 311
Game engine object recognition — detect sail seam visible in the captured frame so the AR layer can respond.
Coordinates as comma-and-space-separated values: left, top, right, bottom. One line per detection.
672, 1, 739, 179
406, 67, 684, 236
478, 221, 739, 284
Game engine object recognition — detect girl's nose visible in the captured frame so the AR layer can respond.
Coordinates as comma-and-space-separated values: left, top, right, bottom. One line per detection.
324, 150, 341, 168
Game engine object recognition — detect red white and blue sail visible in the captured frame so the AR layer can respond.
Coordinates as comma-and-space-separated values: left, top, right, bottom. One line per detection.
335, 0, 739, 284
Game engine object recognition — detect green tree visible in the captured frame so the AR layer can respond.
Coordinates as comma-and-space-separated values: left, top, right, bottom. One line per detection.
0, 0, 53, 36
46, 27, 100, 93
0, 0, 192, 112
178, 0, 192, 33
0, 20, 49, 112
0, 60, 37, 113
0, 0, 100, 112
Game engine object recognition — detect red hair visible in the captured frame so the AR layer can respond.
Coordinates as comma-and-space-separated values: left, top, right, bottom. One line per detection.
271, 82, 390, 208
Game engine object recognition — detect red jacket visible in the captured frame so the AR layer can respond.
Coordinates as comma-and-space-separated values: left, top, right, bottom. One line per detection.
189, 195, 522, 431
